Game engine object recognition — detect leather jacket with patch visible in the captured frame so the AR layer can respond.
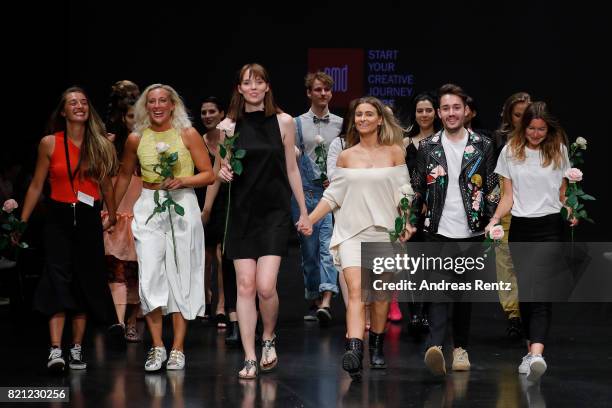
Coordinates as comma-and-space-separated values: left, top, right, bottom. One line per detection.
411, 129, 500, 234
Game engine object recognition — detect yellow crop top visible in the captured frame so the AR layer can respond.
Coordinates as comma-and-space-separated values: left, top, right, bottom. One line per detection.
137, 128, 195, 183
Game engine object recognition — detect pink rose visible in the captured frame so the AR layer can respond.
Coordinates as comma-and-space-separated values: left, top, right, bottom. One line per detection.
465, 145, 475, 154
565, 168, 583, 183
489, 225, 505, 241
2, 199, 18, 213
472, 200, 480, 211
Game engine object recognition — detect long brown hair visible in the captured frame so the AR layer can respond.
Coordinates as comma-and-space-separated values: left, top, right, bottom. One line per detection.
46, 86, 117, 182
345, 97, 404, 148
508, 101, 568, 169
226, 63, 282, 121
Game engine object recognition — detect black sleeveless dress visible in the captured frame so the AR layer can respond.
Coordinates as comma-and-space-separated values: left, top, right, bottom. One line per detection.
225, 111, 292, 259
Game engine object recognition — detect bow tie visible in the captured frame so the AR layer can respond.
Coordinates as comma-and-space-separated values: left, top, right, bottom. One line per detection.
313, 116, 330, 124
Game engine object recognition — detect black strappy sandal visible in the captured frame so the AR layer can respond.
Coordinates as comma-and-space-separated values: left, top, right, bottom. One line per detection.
260, 336, 278, 372
238, 359, 259, 379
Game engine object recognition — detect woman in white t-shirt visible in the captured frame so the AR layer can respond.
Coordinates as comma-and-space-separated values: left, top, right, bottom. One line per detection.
485, 101, 576, 382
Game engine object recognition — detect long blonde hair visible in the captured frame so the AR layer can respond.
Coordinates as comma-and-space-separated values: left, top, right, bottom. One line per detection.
133, 84, 191, 135
345, 97, 404, 148
46, 86, 117, 182
508, 101, 568, 169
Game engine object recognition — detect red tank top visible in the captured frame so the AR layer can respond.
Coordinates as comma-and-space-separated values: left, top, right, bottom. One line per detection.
48, 132, 101, 203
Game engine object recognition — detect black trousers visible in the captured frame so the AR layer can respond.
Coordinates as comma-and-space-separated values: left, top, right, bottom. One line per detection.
33, 200, 117, 325
423, 232, 483, 349
509, 213, 564, 344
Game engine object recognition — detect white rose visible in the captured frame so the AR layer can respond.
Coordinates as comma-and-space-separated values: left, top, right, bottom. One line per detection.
217, 118, 236, 137
155, 142, 170, 154
575, 137, 587, 150
399, 184, 414, 197
314, 135, 325, 145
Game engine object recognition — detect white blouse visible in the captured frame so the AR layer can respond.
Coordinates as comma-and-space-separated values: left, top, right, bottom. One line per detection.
322, 164, 411, 250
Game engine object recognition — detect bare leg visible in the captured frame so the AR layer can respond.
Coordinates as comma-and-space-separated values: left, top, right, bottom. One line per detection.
320, 291, 333, 308
338, 270, 349, 308
256, 256, 281, 341
49, 313, 66, 347
171, 313, 187, 351
216, 245, 226, 315
145, 308, 164, 348
370, 301, 389, 334
71, 313, 87, 344
204, 246, 215, 308
344, 267, 365, 339
235, 259, 258, 374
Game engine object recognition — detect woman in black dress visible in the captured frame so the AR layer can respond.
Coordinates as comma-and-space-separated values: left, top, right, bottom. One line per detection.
218, 63, 312, 379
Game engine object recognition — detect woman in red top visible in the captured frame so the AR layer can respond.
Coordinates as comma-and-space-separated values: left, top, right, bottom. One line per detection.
20, 87, 119, 372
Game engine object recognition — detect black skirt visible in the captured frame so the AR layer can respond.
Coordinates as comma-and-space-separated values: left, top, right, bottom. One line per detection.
33, 200, 117, 324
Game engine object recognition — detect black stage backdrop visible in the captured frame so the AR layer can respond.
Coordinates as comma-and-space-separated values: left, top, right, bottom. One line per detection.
6, 0, 610, 240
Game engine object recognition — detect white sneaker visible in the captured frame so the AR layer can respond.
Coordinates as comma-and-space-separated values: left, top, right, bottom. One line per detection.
144, 347, 167, 372
47, 346, 65, 372
526, 354, 547, 381
452, 347, 471, 371
518, 353, 532, 374
424, 346, 446, 376
166, 349, 185, 370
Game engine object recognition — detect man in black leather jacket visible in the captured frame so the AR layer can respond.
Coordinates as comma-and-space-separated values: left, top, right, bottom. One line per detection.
412, 83, 499, 376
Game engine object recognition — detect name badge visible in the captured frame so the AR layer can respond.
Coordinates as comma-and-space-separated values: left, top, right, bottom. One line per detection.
77, 191, 95, 207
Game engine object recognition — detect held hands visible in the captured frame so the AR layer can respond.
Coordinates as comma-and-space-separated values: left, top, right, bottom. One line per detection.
398, 224, 416, 242
218, 161, 234, 183
296, 213, 313, 236
102, 214, 117, 233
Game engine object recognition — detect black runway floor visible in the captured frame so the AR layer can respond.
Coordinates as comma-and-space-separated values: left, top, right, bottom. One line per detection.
1, 246, 611, 407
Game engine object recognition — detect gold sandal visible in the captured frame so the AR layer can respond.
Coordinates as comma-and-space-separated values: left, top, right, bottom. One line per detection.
238, 359, 258, 379
260, 336, 278, 372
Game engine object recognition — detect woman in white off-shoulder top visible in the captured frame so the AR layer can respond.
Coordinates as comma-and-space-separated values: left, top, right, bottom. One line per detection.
300, 97, 415, 381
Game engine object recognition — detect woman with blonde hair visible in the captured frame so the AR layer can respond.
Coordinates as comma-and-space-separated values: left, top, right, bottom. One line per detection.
301, 96, 414, 381
114, 83, 215, 371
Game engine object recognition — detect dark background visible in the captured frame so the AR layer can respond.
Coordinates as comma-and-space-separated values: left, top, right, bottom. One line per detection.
5, 0, 610, 240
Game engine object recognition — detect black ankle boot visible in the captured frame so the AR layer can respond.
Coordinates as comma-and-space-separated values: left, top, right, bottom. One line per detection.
225, 321, 240, 347
369, 330, 387, 369
342, 338, 364, 381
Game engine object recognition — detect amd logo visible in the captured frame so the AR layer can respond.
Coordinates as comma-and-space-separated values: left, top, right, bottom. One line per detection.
323, 65, 348, 92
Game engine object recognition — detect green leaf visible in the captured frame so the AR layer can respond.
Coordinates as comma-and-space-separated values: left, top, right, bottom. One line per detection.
226, 137, 236, 147
234, 149, 246, 159
584, 217, 595, 223
232, 160, 244, 175
581, 194, 596, 201
168, 152, 179, 162
560, 206, 569, 220
154, 190, 160, 205
394, 217, 404, 234
577, 210, 588, 218
389, 232, 398, 242
219, 145, 227, 159
400, 197, 410, 211
566, 195, 578, 207
174, 203, 185, 216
